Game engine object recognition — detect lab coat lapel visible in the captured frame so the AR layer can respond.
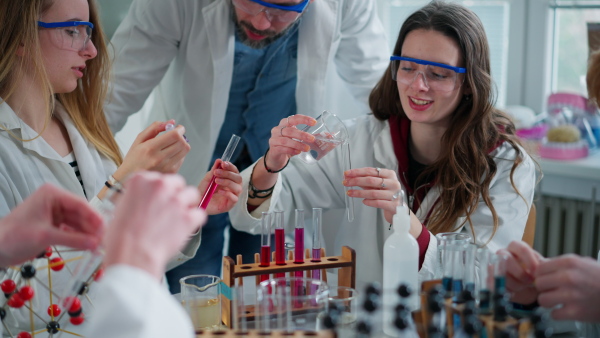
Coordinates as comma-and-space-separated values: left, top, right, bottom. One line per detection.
297, 0, 338, 116
373, 121, 397, 171
54, 106, 104, 199
203, 0, 235, 135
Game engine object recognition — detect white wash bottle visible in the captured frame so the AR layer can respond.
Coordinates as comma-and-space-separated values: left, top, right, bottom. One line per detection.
383, 199, 419, 336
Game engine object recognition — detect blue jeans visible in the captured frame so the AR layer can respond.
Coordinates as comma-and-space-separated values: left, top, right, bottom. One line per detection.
165, 213, 262, 293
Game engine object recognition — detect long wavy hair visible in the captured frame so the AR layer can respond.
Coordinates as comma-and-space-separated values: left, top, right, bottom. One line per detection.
369, 1, 527, 236
0, 0, 122, 166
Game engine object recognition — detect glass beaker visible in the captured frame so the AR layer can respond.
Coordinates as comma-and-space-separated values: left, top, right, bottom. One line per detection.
435, 232, 472, 279
180, 275, 222, 331
256, 277, 329, 332
297, 111, 354, 221
297, 111, 348, 164
325, 286, 358, 329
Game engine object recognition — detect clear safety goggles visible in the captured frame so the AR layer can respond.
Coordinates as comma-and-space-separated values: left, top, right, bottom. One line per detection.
37, 21, 94, 52
390, 56, 466, 93
232, 0, 310, 23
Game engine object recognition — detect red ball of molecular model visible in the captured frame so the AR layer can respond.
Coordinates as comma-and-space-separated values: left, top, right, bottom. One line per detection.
0, 246, 103, 336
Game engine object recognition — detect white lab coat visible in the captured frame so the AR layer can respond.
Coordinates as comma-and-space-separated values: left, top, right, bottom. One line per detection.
0, 266, 193, 338
105, 0, 389, 185
229, 115, 536, 290
0, 101, 201, 270
0, 101, 112, 215
0, 100, 201, 334
84, 265, 194, 338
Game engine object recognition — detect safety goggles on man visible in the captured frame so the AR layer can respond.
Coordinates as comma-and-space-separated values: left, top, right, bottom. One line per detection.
232, 0, 310, 23
37, 21, 94, 52
390, 56, 466, 93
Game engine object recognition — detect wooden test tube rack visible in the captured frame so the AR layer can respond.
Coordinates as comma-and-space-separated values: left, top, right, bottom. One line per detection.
221, 246, 356, 329
195, 329, 335, 338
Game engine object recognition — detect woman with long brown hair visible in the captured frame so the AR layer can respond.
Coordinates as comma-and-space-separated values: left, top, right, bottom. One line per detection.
229, 1, 536, 288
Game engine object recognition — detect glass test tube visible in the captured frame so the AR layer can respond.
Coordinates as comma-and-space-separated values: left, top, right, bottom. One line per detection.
343, 143, 354, 222
441, 244, 454, 297
463, 243, 478, 293
476, 248, 492, 315
232, 285, 247, 332
274, 211, 286, 279
294, 209, 305, 266
310, 209, 322, 297
451, 244, 465, 303
260, 212, 272, 282
311, 208, 322, 264
199, 134, 241, 209
493, 253, 508, 294
293, 210, 305, 309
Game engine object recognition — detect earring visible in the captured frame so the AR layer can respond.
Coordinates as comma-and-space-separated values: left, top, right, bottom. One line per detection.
464, 95, 472, 101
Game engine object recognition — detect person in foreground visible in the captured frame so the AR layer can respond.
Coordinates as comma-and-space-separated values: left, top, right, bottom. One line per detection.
501, 241, 600, 323
501, 51, 600, 327
0, 172, 202, 338
229, 1, 536, 288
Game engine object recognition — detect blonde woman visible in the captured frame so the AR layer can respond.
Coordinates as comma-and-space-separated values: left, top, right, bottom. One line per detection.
0, 0, 242, 332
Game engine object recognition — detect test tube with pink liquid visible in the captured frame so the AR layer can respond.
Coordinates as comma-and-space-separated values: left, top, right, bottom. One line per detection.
293, 209, 305, 308
260, 212, 272, 283
198, 134, 241, 209
274, 211, 286, 279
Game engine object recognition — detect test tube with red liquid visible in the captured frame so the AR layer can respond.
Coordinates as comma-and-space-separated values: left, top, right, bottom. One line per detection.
293, 209, 305, 308
260, 212, 272, 282
274, 211, 286, 279
198, 134, 241, 209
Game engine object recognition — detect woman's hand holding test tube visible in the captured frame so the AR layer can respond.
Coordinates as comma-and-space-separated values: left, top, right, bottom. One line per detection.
197, 159, 243, 215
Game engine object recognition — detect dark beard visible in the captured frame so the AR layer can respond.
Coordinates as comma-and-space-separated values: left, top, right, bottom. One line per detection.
231, 6, 299, 49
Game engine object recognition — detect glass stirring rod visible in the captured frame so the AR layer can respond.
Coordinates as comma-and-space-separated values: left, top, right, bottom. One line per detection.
199, 134, 241, 209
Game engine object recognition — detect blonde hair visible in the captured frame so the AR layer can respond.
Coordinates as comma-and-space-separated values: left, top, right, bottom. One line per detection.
0, 0, 122, 165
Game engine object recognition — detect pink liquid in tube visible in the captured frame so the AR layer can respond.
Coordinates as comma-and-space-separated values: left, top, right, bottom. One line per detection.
198, 134, 240, 209
275, 228, 285, 265
274, 212, 286, 279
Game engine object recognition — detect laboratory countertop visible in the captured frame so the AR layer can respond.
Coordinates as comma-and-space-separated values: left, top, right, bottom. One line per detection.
537, 150, 600, 181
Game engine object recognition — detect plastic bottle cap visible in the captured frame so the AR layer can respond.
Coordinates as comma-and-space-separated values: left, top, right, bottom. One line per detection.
391, 204, 410, 232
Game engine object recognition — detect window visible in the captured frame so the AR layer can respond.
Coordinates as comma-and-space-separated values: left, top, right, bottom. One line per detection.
549, 1, 600, 96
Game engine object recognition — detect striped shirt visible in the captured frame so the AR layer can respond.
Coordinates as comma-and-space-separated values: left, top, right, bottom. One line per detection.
63, 152, 87, 198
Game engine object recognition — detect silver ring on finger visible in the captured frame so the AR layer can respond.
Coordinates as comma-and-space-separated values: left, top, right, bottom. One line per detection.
380, 177, 385, 188
376, 167, 381, 177
280, 126, 286, 137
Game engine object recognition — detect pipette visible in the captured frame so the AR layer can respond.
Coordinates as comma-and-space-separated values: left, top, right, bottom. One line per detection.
199, 134, 241, 209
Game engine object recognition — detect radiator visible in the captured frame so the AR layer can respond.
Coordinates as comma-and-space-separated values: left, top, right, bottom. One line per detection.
534, 194, 600, 258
